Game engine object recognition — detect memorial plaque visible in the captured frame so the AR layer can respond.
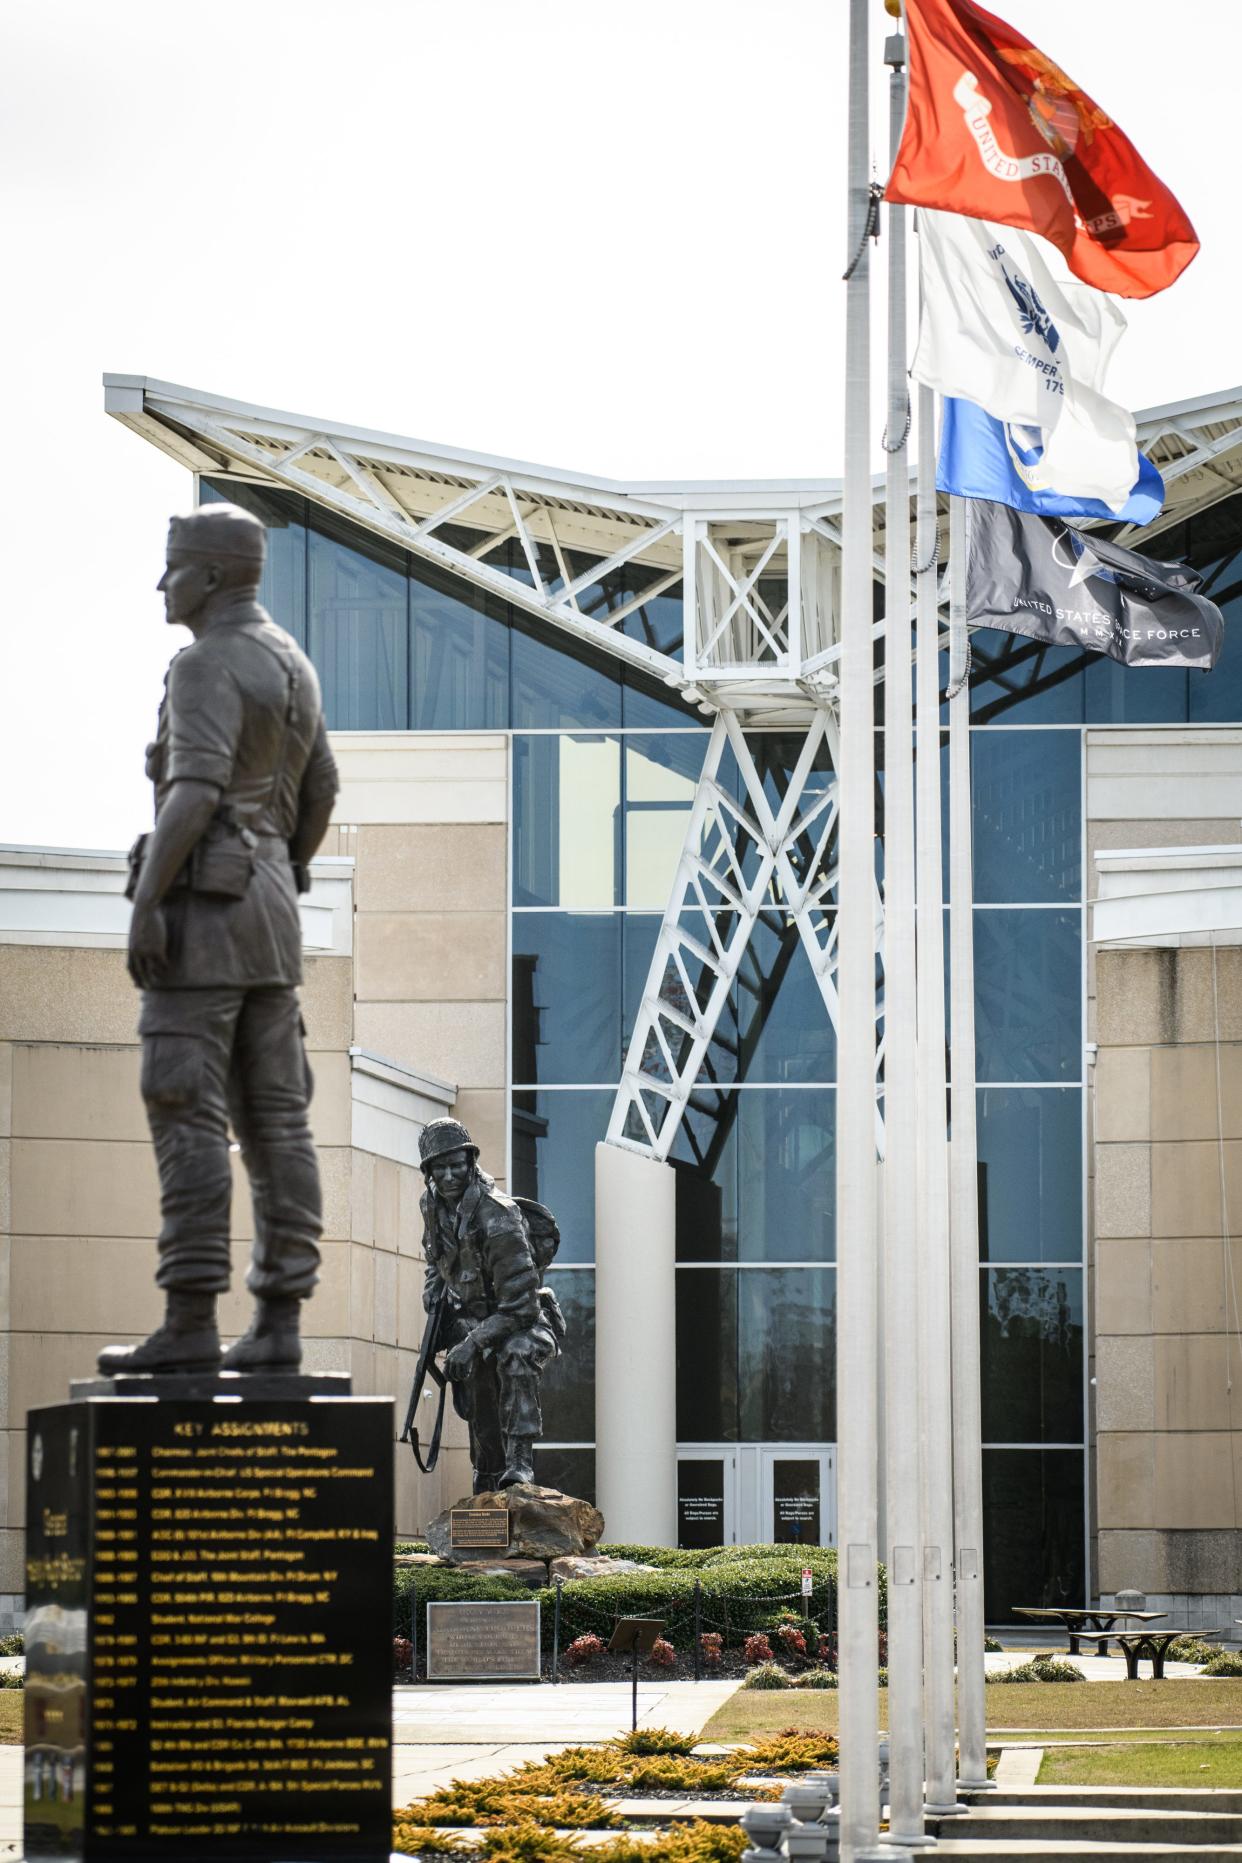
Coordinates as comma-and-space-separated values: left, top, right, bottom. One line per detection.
24, 1396, 393, 1862
449, 1508, 510, 1551
425, 1601, 541, 1681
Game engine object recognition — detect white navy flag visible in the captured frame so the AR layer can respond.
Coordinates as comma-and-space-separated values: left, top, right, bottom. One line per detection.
965, 500, 1224, 671
912, 211, 1140, 511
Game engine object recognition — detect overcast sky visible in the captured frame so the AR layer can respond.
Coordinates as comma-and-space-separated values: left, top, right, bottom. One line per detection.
2, 0, 1235, 848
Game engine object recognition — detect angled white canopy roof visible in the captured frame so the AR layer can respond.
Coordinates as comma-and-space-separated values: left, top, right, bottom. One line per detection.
104, 373, 1242, 718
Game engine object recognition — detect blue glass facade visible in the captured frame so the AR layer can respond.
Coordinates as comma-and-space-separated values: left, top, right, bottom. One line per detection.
201, 471, 1242, 1618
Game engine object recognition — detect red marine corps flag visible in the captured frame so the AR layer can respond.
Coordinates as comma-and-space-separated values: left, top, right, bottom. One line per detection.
886, 0, 1199, 297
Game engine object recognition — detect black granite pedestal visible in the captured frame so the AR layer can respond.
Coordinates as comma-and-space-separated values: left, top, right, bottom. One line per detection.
23, 1377, 393, 1862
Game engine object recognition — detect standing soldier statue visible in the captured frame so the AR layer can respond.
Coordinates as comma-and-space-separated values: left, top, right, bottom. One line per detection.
403, 1119, 565, 1492
99, 503, 340, 1377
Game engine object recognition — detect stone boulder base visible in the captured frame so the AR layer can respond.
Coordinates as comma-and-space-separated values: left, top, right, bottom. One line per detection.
426, 1484, 605, 1563
549, 1554, 657, 1582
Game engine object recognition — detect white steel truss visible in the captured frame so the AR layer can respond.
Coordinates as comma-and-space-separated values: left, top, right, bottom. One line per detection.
104, 372, 1242, 1173
606, 708, 885, 1163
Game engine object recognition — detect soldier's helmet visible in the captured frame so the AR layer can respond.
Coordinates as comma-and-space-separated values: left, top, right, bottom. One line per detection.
418, 1118, 478, 1172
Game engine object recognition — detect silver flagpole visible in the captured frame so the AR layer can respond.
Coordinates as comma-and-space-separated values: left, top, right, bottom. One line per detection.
837, 0, 882, 1856
948, 493, 991, 1790
880, 20, 928, 1853
914, 378, 963, 1818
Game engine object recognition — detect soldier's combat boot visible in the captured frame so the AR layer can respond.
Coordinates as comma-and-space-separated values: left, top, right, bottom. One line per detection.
97, 1292, 221, 1376
499, 1437, 537, 1489
221, 1296, 302, 1372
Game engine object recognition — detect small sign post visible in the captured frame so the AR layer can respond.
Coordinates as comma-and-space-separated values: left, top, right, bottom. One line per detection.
608, 1617, 665, 1732
801, 1566, 813, 1623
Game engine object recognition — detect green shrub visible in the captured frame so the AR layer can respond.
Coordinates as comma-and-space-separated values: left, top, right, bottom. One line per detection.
793, 1667, 838, 1689
744, 1730, 840, 1771
741, 1662, 791, 1690
1201, 1651, 1242, 1677
616, 1727, 695, 1757
983, 1634, 1004, 1653
1166, 1637, 1223, 1665
395, 1540, 431, 1556
989, 1656, 1085, 1684
0, 1633, 23, 1657
597, 1545, 713, 1570
0, 1671, 22, 1691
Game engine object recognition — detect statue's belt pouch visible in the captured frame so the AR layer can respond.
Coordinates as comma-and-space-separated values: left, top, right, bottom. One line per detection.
124, 834, 148, 903
188, 822, 259, 899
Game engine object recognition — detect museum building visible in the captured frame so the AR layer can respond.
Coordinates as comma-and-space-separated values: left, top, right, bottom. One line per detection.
3, 374, 1242, 1631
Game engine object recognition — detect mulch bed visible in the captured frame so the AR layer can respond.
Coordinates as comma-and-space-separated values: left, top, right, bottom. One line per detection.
395, 1651, 828, 1686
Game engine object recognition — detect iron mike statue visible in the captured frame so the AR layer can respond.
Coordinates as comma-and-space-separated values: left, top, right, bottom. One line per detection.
99, 502, 340, 1378
401, 1118, 564, 1492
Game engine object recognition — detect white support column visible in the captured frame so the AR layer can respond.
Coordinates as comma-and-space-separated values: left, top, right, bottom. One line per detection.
594, 1142, 677, 1545
948, 495, 991, 1790
837, 1, 883, 1855
914, 387, 964, 1819
881, 29, 930, 1852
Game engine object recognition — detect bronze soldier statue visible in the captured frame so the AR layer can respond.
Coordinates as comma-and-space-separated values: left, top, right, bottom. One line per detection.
413, 1119, 564, 1491
99, 503, 339, 1377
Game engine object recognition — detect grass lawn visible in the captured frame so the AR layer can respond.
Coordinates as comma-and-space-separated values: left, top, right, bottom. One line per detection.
1039, 1735, 1242, 1787
701, 1680, 1242, 1742
0, 1693, 22, 1744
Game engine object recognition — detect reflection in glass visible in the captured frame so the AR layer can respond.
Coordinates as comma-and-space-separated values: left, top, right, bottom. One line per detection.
410, 557, 508, 729
623, 913, 739, 1098
738, 914, 837, 1083
677, 1269, 738, 1440
974, 909, 1081, 1082
512, 914, 622, 1085
201, 479, 307, 645
971, 731, 1081, 903
980, 1268, 1083, 1443
969, 628, 1086, 725
624, 734, 709, 909
511, 615, 622, 729
738, 1093, 835, 1262
540, 1271, 595, 1441
678, 1458, 727, 1549
665, 1090, 835, 1263
534, 1447, 595, 1501
308, 519, 407, 729
511, 1091, 613, 1263
1187, 521, 1242, 722
982, 1449, 1084, 1619
512, 735, 621, 908
739, 1268, 835, 1440
771, 1459, 821, 1545
977, 1088, 1082, 1262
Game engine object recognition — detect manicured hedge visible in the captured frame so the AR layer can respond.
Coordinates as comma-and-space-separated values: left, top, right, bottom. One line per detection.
394, 1544, 887, 1653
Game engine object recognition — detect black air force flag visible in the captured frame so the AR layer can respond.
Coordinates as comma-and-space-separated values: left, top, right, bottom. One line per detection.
964, 499, 1224, 670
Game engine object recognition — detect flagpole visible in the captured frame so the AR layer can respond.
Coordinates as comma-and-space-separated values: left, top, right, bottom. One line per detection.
948, 493, 991, 1790
914, 379, 963, 1820
837, 0, 883, 1856
880, 21, 929, 1852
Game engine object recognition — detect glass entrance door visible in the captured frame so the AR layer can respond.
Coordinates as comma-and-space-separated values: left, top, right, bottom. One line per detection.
676, 1453, 736, 1548
761, 1449, 835, 1547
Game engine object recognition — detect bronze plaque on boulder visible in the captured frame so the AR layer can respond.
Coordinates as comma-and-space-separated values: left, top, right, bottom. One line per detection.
450, 1507, 510, 1549
426, 1600, 541, 1680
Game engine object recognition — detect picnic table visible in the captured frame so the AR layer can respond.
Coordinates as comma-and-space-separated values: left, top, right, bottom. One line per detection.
1113, 1627, 1223, 1680
1012, 1605, 1166, 1657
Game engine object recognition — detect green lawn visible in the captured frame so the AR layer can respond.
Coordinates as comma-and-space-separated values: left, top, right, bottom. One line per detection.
0, 1692, 22, 1744
1039, 1735, 1242, 1787
701, 1680, 1242, 1742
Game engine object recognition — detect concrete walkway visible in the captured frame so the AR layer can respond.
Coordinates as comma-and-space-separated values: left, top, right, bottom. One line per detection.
391, 1677, 741, 1805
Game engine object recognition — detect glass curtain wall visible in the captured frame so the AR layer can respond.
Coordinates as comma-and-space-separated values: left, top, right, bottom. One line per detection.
199, 471, 1242, 1616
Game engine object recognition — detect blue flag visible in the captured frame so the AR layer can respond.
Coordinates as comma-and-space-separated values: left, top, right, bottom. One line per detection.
938, 396, 1165, 526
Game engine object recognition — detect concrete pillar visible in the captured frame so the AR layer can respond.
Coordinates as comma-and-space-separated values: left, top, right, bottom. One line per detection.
594, 1142, 677, 1546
